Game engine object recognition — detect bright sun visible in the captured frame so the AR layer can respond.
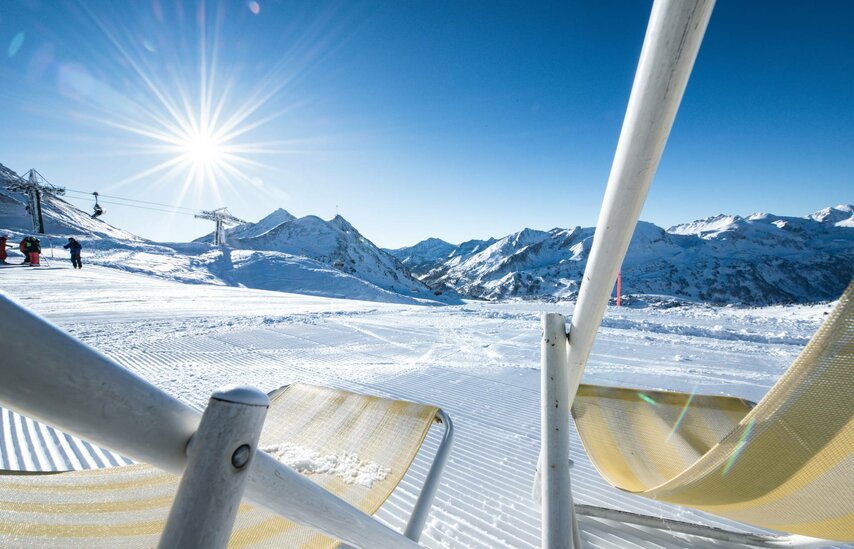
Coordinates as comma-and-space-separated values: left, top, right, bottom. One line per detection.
83, 1, 303, 200
181, 132, 223, 168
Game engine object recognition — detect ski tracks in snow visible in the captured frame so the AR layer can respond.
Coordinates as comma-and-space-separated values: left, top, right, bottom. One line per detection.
0, 266, 844, 548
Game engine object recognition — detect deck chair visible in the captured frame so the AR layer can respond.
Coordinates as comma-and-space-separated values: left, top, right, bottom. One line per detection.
571, 281, 854, 542
0, 384, 452, 548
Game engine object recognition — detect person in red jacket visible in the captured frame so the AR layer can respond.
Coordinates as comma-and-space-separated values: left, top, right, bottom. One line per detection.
19, 238, 28, 264
0, 235, 8, 263
18, 237, 41, 265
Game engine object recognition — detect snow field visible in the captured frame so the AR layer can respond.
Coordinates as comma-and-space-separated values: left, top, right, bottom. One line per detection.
0, 265, 849, 548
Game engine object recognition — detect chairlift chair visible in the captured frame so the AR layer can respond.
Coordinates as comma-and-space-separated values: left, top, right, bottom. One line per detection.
92, 192, 104, 218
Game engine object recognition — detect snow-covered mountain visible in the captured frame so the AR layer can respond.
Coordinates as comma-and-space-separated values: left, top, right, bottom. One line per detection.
806, 204, 854, 226
386, 236, 498, 275
399, 207, 854, 305
384, 238, 456, 272
4, 161, 851, 306
196, 211, 442, 299
0, 163, 442, 304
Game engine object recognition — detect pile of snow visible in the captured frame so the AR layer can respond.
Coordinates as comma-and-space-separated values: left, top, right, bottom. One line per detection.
88, 242, 428, 304
263, 443, 391, 488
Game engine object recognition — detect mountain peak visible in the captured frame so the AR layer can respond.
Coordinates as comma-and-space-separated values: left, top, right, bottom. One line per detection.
422, 237, 453, 246
808, 204, 854, 225
386, 237, 457, 270
268, 207, 295, 219
254, 208, 296, 227
192, 207, 297, 243
512, 227, 549, 246
667, 214, 743, 236
330, 214, 357, 233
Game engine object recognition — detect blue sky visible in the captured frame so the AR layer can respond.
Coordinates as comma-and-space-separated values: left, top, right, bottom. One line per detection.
1, 1, 851, 248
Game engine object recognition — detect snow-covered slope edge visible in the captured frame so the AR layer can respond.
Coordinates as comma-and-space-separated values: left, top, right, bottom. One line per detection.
91, 242, 428, 305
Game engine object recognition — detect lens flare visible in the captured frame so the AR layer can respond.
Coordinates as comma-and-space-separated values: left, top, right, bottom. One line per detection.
638, 393, 658, 406
666, 386, 698, 441
722, 419, 756, 475
8, 32, 26, 58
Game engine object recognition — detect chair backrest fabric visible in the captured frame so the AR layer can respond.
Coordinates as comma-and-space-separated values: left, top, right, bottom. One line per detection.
573, 281, 854, 541
0, 384, 439, 548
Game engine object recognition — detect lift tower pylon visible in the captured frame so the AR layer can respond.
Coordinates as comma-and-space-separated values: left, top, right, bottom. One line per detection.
1, 169, 66, 234
195, 207, 247, 246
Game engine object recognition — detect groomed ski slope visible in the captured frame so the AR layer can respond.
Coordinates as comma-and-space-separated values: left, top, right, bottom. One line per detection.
1, 264, 849, 548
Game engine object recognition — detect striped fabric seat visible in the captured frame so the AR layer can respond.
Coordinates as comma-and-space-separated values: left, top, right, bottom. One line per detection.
0, 384, 440, 548
572, 281, 854, 541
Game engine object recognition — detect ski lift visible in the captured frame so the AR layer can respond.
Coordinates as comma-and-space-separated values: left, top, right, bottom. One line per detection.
91, 192, 104, 218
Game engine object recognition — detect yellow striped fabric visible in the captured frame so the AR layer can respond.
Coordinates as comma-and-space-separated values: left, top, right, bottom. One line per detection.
572, 281, 854, 541
0, 384, 439, 548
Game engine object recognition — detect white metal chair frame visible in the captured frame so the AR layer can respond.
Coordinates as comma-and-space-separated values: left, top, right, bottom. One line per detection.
0, 293, 454, 549
538, 0, 717, 541
537, 1, 838, 548
1, 1, 828, 548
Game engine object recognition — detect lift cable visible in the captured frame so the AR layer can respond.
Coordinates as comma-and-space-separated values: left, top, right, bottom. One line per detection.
63, 188, 200, 213
61, 194, 199, 217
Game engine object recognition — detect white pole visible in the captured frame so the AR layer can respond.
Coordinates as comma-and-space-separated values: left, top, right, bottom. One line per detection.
537, 2, 715, 547
564, 0, 715, 405
0, 294, 420, 549
541, 313, 573, 549
159, 386, 269, 549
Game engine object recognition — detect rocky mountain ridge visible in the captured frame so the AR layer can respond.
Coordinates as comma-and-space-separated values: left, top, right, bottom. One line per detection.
388, 205, 854, 305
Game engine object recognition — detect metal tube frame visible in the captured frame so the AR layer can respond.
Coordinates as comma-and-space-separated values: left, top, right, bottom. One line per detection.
574, 505, 830, 548
0, 293, 422, 549
562, 0, 716, 423
537, 1, 716, 548
540, 313, 578, 549
159, 386, 270, 549
403, 409, 455, 541
341, 409, 455, 549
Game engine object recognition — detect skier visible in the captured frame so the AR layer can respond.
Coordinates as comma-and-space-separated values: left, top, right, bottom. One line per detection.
0, 235, 8, 263
19, 238, 29, 264
20, 236, 41, 266
63, 237, 83, 269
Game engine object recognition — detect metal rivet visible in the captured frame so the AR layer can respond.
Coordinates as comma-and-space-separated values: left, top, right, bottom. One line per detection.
231, 444, 251, 469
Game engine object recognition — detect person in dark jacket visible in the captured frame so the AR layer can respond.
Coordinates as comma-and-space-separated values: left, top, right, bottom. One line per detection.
63, 237, 83, 269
